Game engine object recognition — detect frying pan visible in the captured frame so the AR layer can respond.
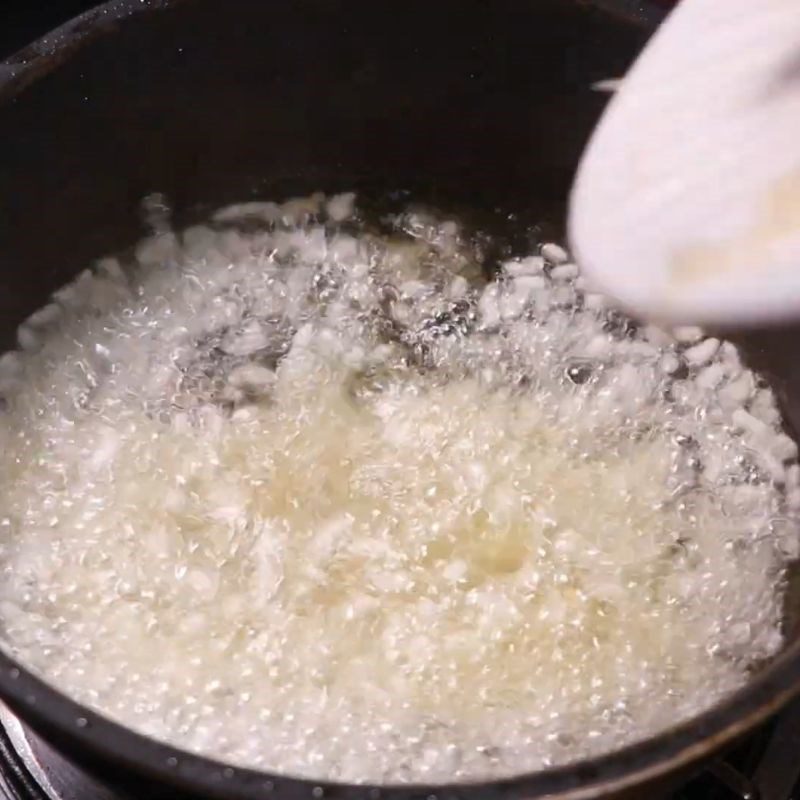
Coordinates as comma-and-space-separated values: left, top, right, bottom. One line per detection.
2, 1, 800, 798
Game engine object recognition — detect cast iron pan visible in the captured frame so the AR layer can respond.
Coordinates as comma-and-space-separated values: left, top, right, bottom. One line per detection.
2, 2, 800, 799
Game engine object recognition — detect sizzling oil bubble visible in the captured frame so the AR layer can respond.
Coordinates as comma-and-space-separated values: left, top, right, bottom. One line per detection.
0, 193, 797, 783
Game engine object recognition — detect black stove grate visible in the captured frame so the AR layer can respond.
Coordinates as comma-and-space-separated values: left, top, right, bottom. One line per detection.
674, 697, 800, 800
0, 721, 48, 800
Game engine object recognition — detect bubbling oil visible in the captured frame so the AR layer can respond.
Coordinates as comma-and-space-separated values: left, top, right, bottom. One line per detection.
0, 193, 797, 783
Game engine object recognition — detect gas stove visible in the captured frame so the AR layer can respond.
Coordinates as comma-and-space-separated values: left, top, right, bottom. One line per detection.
669, 698, 800, 800
0, 702, 799, 800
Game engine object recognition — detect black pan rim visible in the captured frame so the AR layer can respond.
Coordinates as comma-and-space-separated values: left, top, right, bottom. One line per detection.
5, 1, 799, 798
3, 620, 800, 800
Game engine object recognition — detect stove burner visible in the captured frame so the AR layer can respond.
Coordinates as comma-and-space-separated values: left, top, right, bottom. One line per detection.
0, 704, 120, 800
0, 700, 799, 800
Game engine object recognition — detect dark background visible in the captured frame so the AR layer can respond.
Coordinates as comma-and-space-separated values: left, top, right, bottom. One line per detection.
1, 0, 681, 61
1, 0, 101, 59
